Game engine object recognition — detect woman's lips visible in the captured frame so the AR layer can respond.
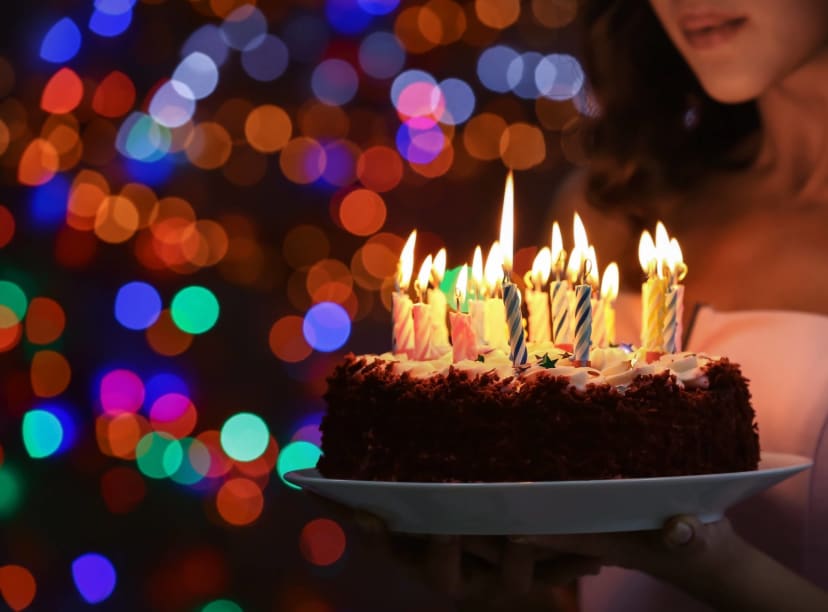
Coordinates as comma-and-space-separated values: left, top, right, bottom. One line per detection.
679, 14, 748, 50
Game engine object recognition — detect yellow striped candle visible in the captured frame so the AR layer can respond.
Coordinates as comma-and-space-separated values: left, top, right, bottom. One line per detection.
638, 230, 664, 352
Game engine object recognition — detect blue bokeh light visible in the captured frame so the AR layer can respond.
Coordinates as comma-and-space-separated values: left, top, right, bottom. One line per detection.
173, 52, 219, 100
94, 0, 137, 14
115, 281, 162, 331
89, 7, 133, 37
508, 51, 543, 99
396, 119, 444, 164
358, 31, 405, 79
391, 69, 436, 107
325, 0, 374, 35
357, 0, 400, 16
477, 45, 520, 93
182, 25, 229, 67
438, 78, 475, 125
124, 156, 174, 186
149, 81, 196, 128
241, 34, 289, 82
220, 5, 267, 51
144, 372, 190, 411
72, 553, 117, 604
311, 59, 359, 106
29, 174, 70, 229
302, 302, 350, 352
39, 17, 82, 63
536, 53, 585, 101
320, 140, 356, 187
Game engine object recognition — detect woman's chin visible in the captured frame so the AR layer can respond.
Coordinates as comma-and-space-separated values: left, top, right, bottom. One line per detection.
697, 75, 766, 105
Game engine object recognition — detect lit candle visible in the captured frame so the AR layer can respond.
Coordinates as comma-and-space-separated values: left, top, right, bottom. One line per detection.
548, 222, 570, 348
570, 214, 592, 365
601, 262, 620, 346
523, 247, 552, 342
412, 254, 434, 361
469, 245, 486, 344
586, 246, 605, 348
483, 241, 509, 350
449, 265, 478, 362
639, 229, 666, 358
661, 229, 688, 353
392, 230, 417, 357
427, 247, 450, 349
499, 171, 528, 366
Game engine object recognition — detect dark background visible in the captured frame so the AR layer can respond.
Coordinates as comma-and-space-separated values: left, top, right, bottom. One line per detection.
0, 1, 588, 610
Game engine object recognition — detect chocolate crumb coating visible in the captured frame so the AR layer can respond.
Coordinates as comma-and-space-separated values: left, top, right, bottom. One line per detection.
317, 354, 760, 482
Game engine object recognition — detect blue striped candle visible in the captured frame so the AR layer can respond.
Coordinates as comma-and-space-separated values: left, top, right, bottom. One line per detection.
574, 284, 592, 364
502, 279, 527, 366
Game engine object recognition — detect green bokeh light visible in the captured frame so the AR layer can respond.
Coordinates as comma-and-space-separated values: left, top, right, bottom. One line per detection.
22, 409, 63, 458
0, 280, 28, 326
170, 285, 219, 334
136, 432, 183, 479
169, 438, 208, 486
202, 600, 243, 612
0, 464, 22, 518
220, 413, 269, 462
277, 440, 322, 490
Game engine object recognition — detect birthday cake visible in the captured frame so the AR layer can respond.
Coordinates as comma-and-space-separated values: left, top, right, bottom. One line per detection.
317, 345, 761, 482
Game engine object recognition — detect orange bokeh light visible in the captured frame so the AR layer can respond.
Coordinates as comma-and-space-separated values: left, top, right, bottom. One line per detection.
0, 205, 14, 247
339, 189, 387, 237
92, 71, 136, 118
17, 138, 59, 186
30, 350, 71, 398
216, 478, 264, 526
269, 316, 312, 363
245, 105, 292, 153
41, 67, 83, 114
299, 519, 347, 567
0, 564, 37, 611
24, 297, 65, 345
146, 310, 194, 356
356, 146, 403, 192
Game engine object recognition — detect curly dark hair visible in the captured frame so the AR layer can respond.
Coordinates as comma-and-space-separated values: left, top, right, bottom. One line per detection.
580, 1, 760, 208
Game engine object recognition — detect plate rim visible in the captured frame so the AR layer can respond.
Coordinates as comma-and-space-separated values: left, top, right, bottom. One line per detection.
285, 451, 812, 489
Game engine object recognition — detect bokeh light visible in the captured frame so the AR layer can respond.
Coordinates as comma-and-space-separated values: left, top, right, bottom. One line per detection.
40, 17, 82, 63
71, 553, 117, 604
299, 518, 347, 566
99, 368, 144, 414
170, 285, 220, 334
22, 408, 64, 458
0, 565, 36, 611
302, 302, 350, 352
202, 600, 243, 612
220, 412, 269, 462
115, 281, 162, 330
277, 440, 322, 489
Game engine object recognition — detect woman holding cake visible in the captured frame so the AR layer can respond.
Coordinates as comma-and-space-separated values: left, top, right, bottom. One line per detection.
344, 1, 828, 611
481, 0, 828, 610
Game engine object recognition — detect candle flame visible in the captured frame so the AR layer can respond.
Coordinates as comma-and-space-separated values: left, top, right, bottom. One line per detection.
484, 241, 503, 292
432, 248, 447, 283
601, 262, 619, 301
654, 221, 671, 274
531, 247, 552, 287
566, 245, 582, 284
472, 245, 484, 292
586, 245, 599, 288
499, 171, 514, 274
550, 222, 565, 270
416, 254, 433, 293
456, 264, 468, 301
667, 237, 688, 281
399, 229, 417, 290
638, 230, 656, 275
573, 212, 589, 251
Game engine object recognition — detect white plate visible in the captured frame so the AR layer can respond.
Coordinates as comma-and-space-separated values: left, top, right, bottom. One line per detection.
285, 452, 812, 535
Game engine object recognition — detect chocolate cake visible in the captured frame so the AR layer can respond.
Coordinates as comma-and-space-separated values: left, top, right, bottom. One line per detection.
317, 346, 760, 482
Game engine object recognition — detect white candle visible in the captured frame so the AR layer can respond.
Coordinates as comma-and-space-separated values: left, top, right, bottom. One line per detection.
427, 248, 450, 348
524, 247, 552, 343
392, 230, 416, 357
499, 171, 527, 366
662, 234, 687, 353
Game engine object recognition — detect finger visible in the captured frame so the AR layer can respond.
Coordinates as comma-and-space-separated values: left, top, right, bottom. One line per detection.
426, 535, 463, 598
500, 540, 534, 595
